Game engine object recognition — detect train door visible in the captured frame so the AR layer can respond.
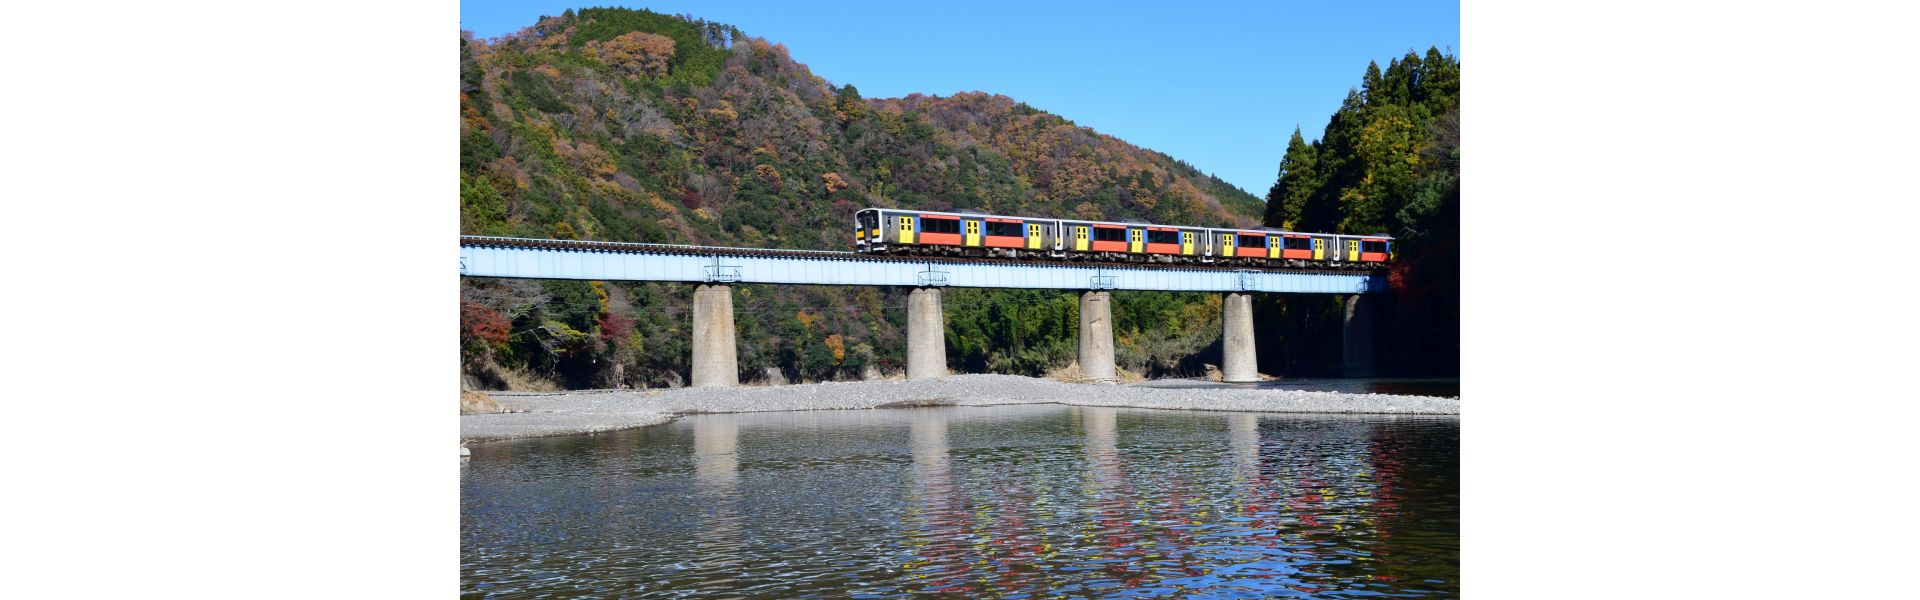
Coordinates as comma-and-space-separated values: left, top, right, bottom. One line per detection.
897, 215, 915, 244
964, 220, 981, 247
1073, 226, 1090, 251
1220, 233, 1234, 257
1268, 238, 1280, 259
1346, 239, 1360, 261
1312, 238, 1324, 260
1180, 231, 1195, 255
1128, 229, 1144, 253
1027, 223, 1043, 249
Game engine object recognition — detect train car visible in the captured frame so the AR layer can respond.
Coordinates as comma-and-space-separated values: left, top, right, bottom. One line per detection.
1055, 218, 1207, 263
1340, 234, 1394, 265
1207, 228, 1270, 263
1264, 229, 1337, 267
855, 208, 1058, 258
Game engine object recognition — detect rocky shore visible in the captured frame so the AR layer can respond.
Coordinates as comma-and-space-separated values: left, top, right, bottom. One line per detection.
460, 374, 1459, 443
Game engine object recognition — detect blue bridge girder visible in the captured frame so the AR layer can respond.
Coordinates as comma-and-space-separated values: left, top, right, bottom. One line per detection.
459, 236, 1385, 294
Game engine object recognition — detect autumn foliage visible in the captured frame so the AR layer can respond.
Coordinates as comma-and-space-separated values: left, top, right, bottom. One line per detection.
461, 300, 511, 358
588, 31, 676, 79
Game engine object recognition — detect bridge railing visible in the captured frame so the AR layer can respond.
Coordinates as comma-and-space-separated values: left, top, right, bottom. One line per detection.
460, 235, 839, 256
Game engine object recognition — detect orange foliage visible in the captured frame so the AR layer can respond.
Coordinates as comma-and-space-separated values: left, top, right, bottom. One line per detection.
556, 139, 617, 177
754, 164, 783, 189
821, 172, 848, 193
588, 31, 676, 80
824, 334, 846, 365
460, 93, 490, 132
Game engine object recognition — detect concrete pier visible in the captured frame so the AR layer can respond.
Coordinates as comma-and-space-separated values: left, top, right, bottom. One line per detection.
1221, 292, 1259, 382
1340, 293, 1377, 378
691, 284, 738, 387
1078, 291, 1117, 383
907, 287, 947, 380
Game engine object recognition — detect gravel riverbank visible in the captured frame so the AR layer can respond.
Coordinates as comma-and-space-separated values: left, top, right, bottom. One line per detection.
460, 374, 1459, 442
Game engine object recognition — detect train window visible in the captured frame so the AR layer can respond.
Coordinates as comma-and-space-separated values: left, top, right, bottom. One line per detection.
1284, 237, 1313, 250
1362, 241, 1388, 253
1237, 235, 1267, 248
984, 221, 1022, 237
921, 218, 960, 234
1146, 230, 1177, 244
1092, 227, 1127, 242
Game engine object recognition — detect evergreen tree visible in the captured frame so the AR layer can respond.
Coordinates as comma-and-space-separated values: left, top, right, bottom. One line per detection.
1361, 61, 1384, 105
1263, 127, 1319, 229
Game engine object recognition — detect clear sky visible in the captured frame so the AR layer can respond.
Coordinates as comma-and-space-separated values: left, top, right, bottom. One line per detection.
459, 1, 1459, 198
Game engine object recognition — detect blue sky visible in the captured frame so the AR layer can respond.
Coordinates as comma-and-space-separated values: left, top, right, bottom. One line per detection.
460, 1, 1459, 198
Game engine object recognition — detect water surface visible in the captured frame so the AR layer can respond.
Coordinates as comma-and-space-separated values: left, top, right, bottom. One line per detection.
1137, 377, 1460, 398
463, 405, 1458, 598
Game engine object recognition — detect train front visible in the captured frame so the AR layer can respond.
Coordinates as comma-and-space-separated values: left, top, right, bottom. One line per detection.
854, 208, 881, 252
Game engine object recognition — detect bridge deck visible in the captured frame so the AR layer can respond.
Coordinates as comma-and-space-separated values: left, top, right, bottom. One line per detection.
459, 236, 1384, 294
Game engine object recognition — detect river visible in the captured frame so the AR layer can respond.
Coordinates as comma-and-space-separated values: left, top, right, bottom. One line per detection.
1135, 377, 1460, 398
462, 404, 1458, 598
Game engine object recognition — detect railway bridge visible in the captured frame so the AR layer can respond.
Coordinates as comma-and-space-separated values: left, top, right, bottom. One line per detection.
459, 236, 1384, 385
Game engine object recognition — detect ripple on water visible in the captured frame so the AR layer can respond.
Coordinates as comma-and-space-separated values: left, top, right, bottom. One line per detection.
463, 404, 1458, 598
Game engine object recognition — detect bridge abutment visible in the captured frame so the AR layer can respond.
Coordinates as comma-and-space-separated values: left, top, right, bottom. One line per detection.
1221, 292, 1259, 382
907, 287, 947, 379
1340, 293, 1377, 378
1078, 290, 1117, 383
691, 283, 739, 387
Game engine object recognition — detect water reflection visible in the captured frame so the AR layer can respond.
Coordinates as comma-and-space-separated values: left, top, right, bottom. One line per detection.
690, 416, 742, 594
693, 416, 739, 489
903, 408, 967, 593
463, 405, 1458, 598
1230, 413, 1260, 476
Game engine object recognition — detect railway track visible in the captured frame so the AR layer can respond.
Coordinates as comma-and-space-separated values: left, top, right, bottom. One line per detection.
459, 236, 1386, 275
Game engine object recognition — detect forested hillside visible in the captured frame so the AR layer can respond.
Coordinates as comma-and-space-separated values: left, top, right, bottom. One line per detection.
459, 8, 1266, 389
1255, 48, 1461, 376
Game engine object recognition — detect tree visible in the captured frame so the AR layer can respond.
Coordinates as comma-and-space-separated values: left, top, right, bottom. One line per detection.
1361, 61, 1384, 104
461, 301, 511, 359
1264, 127, 1319, 229
588, 31, 676, 79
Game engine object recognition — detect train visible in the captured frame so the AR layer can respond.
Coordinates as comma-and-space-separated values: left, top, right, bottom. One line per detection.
853, 207, 1392, 269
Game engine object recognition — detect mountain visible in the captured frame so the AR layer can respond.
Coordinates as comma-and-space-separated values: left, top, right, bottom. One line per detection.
459, 8, 1267, 389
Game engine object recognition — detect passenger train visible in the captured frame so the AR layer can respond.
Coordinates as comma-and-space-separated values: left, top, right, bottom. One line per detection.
854, 207, 1391, 268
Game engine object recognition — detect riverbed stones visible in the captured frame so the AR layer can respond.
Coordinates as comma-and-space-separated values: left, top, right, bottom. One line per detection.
462, 374, 1459, 442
